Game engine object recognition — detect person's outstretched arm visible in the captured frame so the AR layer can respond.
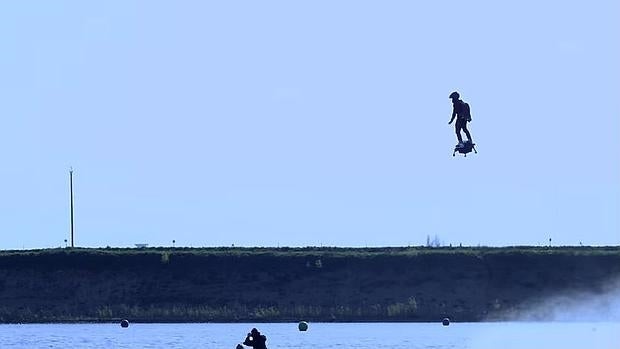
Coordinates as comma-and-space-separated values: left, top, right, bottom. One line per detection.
448, 105, 457, 124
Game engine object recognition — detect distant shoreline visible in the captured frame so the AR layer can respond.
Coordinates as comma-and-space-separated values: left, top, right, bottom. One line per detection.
1, 246, 619, 323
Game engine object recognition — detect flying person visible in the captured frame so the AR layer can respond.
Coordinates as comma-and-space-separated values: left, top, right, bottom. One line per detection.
243, 328, 268, 349
448, 91, 473, 148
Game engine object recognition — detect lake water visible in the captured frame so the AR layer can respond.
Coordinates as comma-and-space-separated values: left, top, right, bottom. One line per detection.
0, 322, 617, 349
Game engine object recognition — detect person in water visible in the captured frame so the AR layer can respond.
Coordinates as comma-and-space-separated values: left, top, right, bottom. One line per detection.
243, 328, 267, 349
448, 91, 473, 148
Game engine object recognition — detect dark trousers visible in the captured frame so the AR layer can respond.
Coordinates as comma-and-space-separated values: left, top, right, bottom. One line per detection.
455, 118, 472, 143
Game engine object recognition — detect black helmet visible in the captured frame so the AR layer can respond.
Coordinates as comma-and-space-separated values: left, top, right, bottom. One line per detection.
449, 91, 459, 99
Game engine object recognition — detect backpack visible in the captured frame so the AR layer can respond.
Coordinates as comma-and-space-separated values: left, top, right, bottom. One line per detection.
460, 100, 471, 121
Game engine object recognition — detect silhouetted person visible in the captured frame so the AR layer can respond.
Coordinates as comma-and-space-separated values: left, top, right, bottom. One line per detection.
243, 328, 267, 349
448, 91, 472, 147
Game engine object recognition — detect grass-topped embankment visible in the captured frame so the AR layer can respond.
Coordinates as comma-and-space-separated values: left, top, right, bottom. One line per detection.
0, 246, 618, 322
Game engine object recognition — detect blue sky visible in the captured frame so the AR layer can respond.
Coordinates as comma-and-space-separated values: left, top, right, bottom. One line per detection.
1, 1, 618, 249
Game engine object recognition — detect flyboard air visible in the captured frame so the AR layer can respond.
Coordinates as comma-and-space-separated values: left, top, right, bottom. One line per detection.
453, 140, 477, 157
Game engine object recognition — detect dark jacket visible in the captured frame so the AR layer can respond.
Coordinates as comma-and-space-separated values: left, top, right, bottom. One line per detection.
451, 99, 471, 122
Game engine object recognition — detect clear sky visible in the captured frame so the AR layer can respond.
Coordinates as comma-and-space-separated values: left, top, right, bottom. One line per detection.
1, 1, 618, 249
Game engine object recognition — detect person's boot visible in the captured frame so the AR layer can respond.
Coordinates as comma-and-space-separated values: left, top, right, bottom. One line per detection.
457, 141, 464, 148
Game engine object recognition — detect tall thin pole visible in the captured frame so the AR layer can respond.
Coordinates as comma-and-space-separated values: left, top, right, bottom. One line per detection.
70, 168, 74, 248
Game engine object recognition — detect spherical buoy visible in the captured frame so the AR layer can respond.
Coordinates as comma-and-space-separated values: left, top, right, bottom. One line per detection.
442, 318, 450, 326
120, 319, 129, 328
298, 321, 309, 331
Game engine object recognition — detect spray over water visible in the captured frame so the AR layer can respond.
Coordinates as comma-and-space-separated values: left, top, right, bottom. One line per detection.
501, 277, 620, 322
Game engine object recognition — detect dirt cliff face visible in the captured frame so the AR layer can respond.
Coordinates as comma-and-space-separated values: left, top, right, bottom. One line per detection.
0, 247, 618, 323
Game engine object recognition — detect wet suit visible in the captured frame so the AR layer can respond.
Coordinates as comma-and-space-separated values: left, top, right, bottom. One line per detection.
244, 330, 267, 349
449, 99, 472, 144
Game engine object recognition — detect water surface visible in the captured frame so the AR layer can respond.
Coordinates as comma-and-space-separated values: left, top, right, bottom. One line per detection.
0, 322, 617, 349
